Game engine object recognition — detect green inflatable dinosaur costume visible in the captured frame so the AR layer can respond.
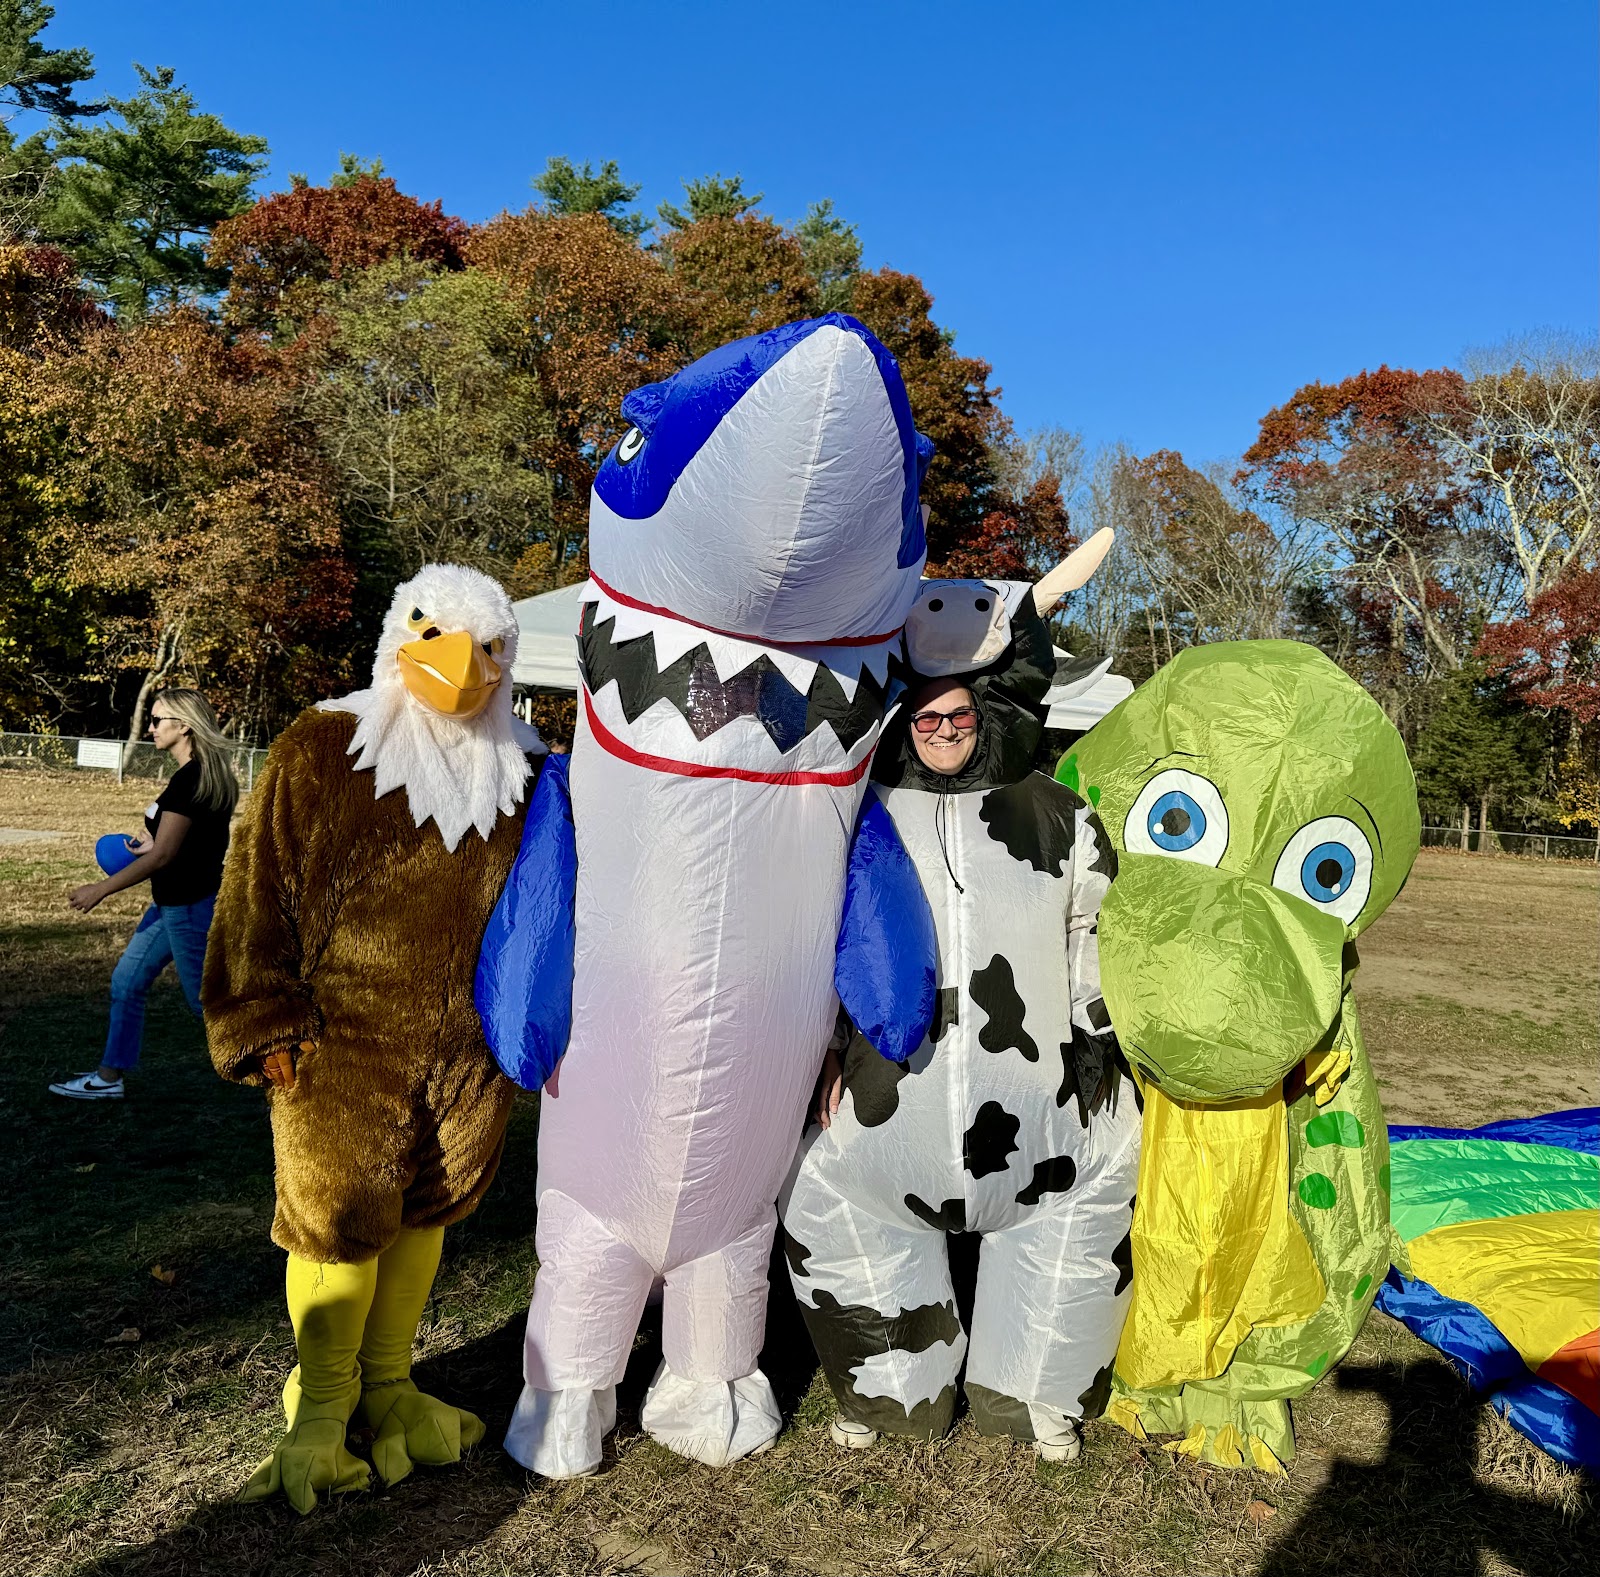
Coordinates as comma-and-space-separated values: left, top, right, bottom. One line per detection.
1060, 639, 1420, 1470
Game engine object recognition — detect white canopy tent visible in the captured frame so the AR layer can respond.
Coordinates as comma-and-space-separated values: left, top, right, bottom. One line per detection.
511, 583, 1132, 732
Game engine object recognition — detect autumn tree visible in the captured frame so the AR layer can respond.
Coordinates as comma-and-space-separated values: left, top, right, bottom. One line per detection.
468, 209, 686, 580
659, 213, 818, 356
533, 155, 647, 239
1426, 342, 1600, 608
304, 258, 553, 604
850, 267, 1012, 569
31, 308, 352, 743
1239, 367, 1499, 681
210, 172, 468, 334
41, 65, 266, 314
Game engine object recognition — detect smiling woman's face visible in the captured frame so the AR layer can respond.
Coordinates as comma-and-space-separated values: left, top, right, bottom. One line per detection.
908, 678, 979, 776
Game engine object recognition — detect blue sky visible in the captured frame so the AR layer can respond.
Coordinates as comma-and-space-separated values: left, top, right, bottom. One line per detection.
30, 0, 1599, 466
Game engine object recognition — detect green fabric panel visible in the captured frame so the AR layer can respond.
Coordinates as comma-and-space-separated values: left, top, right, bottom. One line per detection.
1388, 1138, 1600, 1243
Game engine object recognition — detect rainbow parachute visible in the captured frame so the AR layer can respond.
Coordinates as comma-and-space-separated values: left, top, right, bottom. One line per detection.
1376, 1109, 1598, 1470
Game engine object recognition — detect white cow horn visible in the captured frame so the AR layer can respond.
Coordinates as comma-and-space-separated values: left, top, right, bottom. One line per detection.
1033, 528, 1115, 617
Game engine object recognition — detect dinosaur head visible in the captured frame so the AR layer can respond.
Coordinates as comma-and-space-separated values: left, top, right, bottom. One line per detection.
1065, 640, 1420, 1101
589, 313, 932, 646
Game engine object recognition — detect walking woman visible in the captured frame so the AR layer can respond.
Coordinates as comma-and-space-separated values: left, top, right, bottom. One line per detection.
49, 690, 239, 1100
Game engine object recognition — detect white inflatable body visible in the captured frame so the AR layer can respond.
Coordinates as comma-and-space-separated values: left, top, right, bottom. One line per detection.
780, 583, 1141, 1442
483, 317, 936, 1475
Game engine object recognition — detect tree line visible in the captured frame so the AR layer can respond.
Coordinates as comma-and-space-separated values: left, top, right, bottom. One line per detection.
1, 4, 1595, 840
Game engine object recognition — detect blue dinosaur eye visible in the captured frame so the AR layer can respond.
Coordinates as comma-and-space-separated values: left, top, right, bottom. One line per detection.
1148, 790, 1205, 852
1301, 841, 1356, 902
616, 426, 645, 465
1125, 768, 1229, 866
1272, 816, 1374, 925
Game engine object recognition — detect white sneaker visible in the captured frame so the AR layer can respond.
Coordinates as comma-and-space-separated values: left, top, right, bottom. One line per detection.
49, 1072, 124, 1101
1033, 1415, 1082, 1463
829, 1415, 879, 1450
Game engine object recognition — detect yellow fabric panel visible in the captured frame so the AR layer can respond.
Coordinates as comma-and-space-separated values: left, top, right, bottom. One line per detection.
1117, 1082, 1325, 1389
1407, 1208, 1600, 1372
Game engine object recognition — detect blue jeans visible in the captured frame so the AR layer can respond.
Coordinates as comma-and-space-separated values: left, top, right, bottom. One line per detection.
102, 897, 216, 1072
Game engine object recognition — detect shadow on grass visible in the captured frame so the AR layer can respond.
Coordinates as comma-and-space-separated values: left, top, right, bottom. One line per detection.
1259, 1360, 1594, 1577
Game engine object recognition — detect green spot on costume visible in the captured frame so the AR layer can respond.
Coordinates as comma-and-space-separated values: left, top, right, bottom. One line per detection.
1061, 640, 1420, 1470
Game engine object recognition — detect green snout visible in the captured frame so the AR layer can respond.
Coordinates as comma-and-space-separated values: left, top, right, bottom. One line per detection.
1098, 854, 1347, 1102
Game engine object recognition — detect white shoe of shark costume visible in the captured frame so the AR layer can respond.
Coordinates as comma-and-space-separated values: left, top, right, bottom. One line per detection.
477, 316, 940, 1476
779, 548, 1143, 1444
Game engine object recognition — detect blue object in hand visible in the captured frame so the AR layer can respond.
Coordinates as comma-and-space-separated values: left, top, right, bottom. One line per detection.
95, 833, 139, 877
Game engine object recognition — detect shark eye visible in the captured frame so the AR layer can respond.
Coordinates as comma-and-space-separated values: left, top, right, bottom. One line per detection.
974, 597, 990, 611
616, 426, 646, 465
1273, 817, 1373, 924
927, 598, 944, 612
1125, 769, 1229, 867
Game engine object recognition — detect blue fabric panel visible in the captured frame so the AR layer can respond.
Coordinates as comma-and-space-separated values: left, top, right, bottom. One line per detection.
1492, 1376, 1600, 1473
593, 313, 930, 569
474, 754, 577, 1091
835, 791, 937, 1062
1375, 1269, 1599, 1471
1389, 1107, 1600, 1155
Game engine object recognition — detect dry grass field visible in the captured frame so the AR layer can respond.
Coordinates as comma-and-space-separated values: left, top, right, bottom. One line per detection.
0, 765, 1594, 1577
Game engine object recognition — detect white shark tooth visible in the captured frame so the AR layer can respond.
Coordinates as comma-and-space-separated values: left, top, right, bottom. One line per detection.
703, 629, 766, 685
767, 647, 823, 695
646, 615, 709, 672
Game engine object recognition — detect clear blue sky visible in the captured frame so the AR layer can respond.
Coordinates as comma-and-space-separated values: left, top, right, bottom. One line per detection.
33, 0, 1599, 466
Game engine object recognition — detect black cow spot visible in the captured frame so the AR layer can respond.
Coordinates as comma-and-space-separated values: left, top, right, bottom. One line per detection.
1083, 810, 1117, 879
1068, 1022, 1122, 1125
1112, 1218, 1134, 1296
905, 1193, 967, 1233
798, 1289, 962, 1440
1015, 1153, 1077, 1207
1055, 1040, 1080, 1115
978, 775, 1080, 876
970, 954, 1039, 1062
841, 1031, 932, 1128
963, 1101, 1021, 1178
781, 1228, 812, 1280
1078, 1359, 1114, 1420
1086, 996, 1111, 1032
930, 986, 960, 1044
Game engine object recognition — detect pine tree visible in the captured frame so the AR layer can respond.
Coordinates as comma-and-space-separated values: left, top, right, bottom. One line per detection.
42, 64, 266, 314
657, 172, 761, 230
533, 156, 647, 239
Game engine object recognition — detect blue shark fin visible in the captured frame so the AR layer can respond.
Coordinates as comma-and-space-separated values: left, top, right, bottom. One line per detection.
475, 753, 576, 1091
835, 790, 937, 1062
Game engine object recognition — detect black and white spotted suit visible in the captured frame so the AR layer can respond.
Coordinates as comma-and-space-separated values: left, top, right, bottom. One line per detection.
779, 591, 1141, 1441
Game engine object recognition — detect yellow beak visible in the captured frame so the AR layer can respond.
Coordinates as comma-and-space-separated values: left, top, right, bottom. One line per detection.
397, 629, 501, 720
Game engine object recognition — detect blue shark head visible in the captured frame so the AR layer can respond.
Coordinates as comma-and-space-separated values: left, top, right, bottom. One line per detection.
589, 314, 933, 644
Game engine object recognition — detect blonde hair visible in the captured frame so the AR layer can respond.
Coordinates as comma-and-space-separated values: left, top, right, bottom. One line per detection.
156, 689, 239, 816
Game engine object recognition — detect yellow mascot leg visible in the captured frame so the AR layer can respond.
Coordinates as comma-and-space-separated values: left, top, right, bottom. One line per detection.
355, 1226, 486, 1486
241, 1256, 376, 1514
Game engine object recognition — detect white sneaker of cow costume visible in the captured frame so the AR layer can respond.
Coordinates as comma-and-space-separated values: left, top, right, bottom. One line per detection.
903, 528, 1116, 679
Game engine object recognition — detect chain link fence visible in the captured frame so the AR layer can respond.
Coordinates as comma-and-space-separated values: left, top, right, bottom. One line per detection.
0, 732, 272, 792
1419, 824, 1599, 862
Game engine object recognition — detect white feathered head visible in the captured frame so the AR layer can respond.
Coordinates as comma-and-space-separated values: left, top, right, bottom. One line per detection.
320, 564, 545, 851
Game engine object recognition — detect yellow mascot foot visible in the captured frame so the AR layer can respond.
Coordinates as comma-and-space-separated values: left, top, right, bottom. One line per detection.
360, 1379, 486, 1486
239, 1390, 370, 1515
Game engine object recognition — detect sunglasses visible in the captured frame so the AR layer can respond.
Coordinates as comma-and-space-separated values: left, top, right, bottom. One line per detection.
911, 706, 979, 736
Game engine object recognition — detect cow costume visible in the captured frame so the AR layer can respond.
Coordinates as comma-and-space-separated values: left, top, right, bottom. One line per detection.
780, 547, 1142, 1453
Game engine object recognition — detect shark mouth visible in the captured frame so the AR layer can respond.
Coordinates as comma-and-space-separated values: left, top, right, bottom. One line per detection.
577, 583, 896, 784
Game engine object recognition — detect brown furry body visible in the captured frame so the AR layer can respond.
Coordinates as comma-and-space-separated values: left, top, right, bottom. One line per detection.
203, 709, 532, 1263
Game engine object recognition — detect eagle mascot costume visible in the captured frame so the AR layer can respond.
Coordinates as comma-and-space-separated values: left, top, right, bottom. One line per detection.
204, 563, 545, 1513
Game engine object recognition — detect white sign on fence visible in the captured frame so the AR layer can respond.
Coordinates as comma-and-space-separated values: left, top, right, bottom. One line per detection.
75, 739, 123, 770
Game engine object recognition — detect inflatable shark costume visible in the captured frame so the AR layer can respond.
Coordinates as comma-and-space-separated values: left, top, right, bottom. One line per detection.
477, 316, 938, 1476
779, 551, 1142, 1454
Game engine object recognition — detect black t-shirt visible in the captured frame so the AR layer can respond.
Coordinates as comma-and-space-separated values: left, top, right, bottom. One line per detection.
144, 759, 231, 907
